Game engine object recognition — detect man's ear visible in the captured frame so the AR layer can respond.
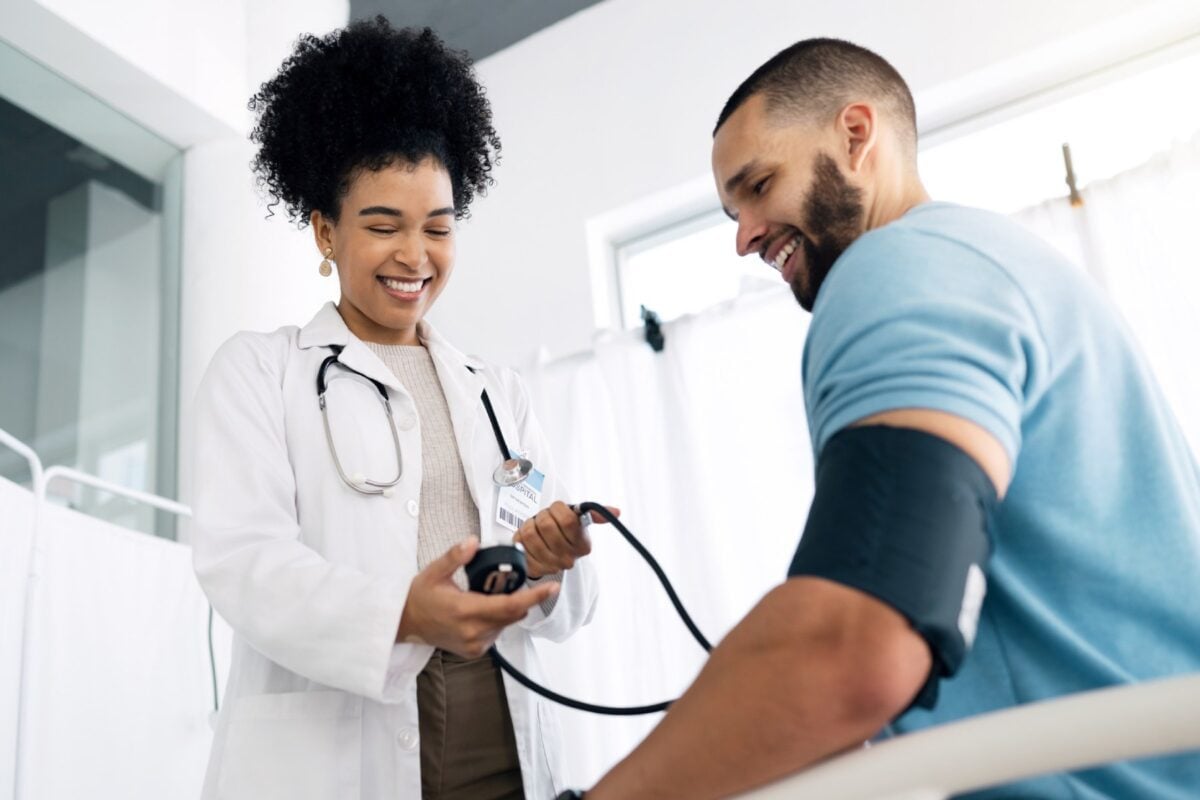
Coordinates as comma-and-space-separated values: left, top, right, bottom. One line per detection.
839, 102, 878, 174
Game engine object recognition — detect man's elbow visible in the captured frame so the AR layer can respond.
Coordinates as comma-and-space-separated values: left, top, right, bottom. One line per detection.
836, 645, 929, 732
759, 581, 933, 735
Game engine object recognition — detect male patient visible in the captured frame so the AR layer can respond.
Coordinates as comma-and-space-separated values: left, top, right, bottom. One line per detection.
564, 38, 1200, 799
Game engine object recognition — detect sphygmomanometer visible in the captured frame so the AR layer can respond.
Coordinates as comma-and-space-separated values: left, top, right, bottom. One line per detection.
468, 423, 998, 716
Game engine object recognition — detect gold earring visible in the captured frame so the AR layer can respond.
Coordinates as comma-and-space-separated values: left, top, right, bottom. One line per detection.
319, 247, 333, 277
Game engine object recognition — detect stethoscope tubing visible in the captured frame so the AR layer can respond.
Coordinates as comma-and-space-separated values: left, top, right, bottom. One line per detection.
488, 501, 713, 715
317, 346, 403, 494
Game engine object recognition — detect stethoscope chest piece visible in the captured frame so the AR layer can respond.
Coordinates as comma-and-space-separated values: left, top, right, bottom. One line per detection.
492, 457, 533, 487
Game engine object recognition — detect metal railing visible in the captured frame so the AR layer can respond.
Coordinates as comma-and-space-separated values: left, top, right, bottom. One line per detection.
0, 428, 44, 497
40, 464, 191, 518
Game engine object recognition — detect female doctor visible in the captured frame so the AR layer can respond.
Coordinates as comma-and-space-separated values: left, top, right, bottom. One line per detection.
191, 19, 609, 800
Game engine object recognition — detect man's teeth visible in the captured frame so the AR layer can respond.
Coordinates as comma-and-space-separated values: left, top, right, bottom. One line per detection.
771, 235, 803, 271
381, 277, 424, 293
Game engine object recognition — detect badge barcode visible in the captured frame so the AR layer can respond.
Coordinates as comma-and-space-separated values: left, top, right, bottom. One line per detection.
500, 508, 526, 528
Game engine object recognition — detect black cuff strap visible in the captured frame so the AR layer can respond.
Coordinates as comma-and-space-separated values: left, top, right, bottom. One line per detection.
788, 424, 998, 710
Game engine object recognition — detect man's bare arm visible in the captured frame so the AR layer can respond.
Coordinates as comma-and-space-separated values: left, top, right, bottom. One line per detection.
587, 577, 930, 799
588, 410, 1010, 799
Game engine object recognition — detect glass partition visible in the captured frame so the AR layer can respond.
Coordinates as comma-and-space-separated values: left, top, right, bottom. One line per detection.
0, 41, 182, 537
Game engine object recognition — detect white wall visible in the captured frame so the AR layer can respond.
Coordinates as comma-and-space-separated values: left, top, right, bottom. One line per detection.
174, 136, 340, 530
433, 0, 1200, 368
174, 0, 348, 529
2, 0, 243, 148
32, 0, 247, 136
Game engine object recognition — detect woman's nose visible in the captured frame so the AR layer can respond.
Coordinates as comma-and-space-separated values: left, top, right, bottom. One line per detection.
392, 234, 426, 268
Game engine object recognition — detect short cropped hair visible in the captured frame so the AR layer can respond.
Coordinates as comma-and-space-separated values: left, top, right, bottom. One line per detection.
715, 38, 917, 158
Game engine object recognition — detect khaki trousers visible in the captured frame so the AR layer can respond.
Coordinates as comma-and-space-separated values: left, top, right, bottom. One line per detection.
417, 649, 524, 800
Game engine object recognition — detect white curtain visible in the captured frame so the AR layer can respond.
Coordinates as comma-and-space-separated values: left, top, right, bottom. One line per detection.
0, 477, 35, 798
526, 287, 814, 787
1014, 131, 1200, 456
17, 501, 230, 800
527, 133, 1200, 789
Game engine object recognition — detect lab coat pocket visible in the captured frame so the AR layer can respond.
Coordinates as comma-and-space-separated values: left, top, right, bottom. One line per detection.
217, 690, 363, 800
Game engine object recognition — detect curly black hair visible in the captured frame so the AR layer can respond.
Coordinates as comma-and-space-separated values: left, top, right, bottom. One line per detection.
249, 16, 500, 224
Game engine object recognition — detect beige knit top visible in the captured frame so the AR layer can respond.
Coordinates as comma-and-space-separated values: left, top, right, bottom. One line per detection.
365, 341, 561, 610
365, 342, 479, 589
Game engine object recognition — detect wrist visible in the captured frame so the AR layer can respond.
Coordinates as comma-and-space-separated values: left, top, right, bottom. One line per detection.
395, 602, 427, 645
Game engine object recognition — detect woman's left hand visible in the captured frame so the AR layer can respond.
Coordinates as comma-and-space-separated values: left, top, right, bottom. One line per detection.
513, 500, 619, 578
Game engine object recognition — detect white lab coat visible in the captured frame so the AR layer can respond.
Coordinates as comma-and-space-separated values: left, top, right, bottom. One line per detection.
192, 303, 597, 800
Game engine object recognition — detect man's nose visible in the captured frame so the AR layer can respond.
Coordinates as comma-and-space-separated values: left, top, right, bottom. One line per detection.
735, 213, 768, 258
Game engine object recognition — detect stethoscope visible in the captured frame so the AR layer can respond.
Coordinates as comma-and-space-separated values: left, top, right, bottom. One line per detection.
317, 345, 534, 495
316, 344, 713, 715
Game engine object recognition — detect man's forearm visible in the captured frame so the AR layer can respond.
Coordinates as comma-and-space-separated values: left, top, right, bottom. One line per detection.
587, 579, 930, 799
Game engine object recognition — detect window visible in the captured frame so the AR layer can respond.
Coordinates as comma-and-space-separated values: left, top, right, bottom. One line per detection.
612, 209, 778, 329
0, 42, 183, 537
918, 43, 1200, 212
608, 39, 1200, 330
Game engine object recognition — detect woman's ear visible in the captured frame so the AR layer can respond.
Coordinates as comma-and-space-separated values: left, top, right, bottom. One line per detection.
839, 102, 878, 174
311, 210, 334, 256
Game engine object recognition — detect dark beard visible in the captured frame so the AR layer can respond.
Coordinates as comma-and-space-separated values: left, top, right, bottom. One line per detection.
790, 154, 864, 312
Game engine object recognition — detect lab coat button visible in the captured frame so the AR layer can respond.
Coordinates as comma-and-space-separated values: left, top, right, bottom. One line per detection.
397, 727, 419, 751
407, 499, 419, 517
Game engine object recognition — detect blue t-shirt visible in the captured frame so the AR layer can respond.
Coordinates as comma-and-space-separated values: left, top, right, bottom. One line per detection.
803, 202, 1200, 799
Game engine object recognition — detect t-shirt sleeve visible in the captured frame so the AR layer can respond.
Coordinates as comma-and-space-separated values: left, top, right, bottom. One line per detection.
803, 226, 1048, 465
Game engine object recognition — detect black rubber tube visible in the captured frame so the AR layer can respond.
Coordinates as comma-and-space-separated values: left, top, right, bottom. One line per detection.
489, 501, 711, 715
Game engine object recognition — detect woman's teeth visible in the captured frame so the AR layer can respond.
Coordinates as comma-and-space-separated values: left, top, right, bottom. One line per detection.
380, 276, 424, 293
771, 234, 803, 272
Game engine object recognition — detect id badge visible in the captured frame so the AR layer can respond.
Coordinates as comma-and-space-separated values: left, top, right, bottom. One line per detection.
496, 452, 545, 532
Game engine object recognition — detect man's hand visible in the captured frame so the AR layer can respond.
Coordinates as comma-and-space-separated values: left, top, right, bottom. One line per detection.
396, 537, 559, 657
513, 500, 620, 578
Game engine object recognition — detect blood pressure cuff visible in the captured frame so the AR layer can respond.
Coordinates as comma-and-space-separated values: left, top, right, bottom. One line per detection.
787, 425, 998, 711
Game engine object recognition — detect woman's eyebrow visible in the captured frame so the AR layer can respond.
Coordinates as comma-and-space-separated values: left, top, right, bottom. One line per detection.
358, 205, 401, 217
357, 205, 456, 218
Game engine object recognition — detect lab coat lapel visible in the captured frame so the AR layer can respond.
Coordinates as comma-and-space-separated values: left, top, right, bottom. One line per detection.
297, 302, 403, 393
336, 341, 404, 394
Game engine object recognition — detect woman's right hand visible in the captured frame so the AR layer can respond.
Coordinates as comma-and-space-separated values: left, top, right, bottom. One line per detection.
396, 537, 559, 658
